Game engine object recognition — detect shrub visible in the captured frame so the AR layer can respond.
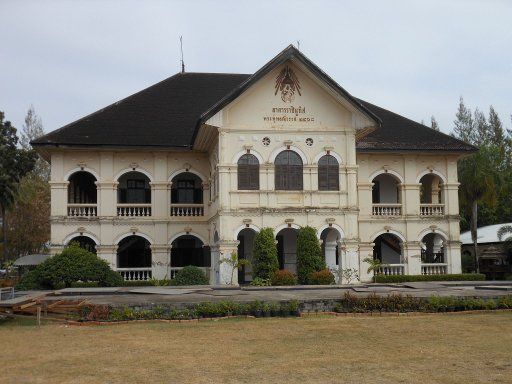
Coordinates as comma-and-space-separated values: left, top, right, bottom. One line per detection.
249, 277, 271, 286
252, 228, 279, 280
296, 226, 325, 284
308, 269, 335, 285
16, 244, 124, 290
270, 270, 297, 286
171, 266, 209, 286
374, 273, 486, 283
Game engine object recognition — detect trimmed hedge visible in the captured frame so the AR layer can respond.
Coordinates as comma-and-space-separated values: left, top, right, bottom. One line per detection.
296, 226, 325, 284
252, 228, 279, 280
171, 266, 209, 286
271, 270, 297, 286
374, 273, 486, 283
309, 269, 335, 285
16, 244, 123, 290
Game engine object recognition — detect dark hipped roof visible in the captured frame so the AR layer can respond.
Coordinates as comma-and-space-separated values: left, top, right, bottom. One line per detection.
32, 47, 476, 153
32, 73, 250, 148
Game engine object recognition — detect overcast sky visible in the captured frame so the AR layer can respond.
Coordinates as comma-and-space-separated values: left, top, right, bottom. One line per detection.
1, 0, 511, 136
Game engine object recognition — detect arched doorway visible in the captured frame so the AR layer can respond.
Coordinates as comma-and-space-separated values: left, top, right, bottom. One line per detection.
320, 227, 341, 270
170, 172, 204, 216
237, 228, 257, 284
117, 235, 152, 280
276, 227, 298, 273
117, 171, 151, 216
371, 173, 401, 216
373, 233, 403, 264
67, 236, 97, 254
67, 171, 97, 216
170, 235, 210, 277
419, 174, 445, 216
420, 233, 446, 263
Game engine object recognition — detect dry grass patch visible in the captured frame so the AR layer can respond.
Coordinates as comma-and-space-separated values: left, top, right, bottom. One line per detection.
1, 313, 512, 384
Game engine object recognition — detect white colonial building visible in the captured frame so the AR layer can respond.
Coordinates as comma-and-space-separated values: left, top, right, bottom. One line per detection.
33, 46, 476, 284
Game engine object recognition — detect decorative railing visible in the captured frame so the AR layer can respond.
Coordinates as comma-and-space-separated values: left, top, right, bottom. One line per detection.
372, 204, 402, 217
117, 204, 152, 217
377, 264, 405, 276
421, 263, 447, 275
169, 267, 210, 280
67, 204, 97, 217
117, 268, 152, 281
420, 204, 444, 216
170, 204, 204, 217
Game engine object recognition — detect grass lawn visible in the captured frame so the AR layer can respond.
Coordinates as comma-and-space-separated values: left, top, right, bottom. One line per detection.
1, 312, 511, 384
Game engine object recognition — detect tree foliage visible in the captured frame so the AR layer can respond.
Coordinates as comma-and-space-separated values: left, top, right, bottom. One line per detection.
0, 111, 36, 261
16, 244, 124, 290
20, 105, 50, 181
252, 228, 279, 279
296, 226, 325, 284
5, 174, 50, 259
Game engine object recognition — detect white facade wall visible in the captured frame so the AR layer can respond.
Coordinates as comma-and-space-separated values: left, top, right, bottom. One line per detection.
47, 61, 463, 284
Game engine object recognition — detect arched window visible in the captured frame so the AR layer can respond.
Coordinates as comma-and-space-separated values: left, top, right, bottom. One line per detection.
237, 154, 259, 190
275, 150, 303, 190
318, 155, 339, 191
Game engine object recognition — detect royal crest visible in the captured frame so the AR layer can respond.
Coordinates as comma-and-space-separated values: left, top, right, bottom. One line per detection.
275, 65, 301, 103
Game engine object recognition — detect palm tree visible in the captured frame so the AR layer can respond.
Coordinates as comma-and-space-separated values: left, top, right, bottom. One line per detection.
497, 225, 512, 272
363, 257, 388, 283
458, 146, 499, 273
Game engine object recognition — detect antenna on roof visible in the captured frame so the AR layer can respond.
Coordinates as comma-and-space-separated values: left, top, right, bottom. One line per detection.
297, 40, 300, 51
180, 36, 185, 73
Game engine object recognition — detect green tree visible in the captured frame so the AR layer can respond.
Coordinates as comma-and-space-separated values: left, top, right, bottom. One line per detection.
363, 257, 388, 283
296, 226, 325, 284
453, 97, 475, 144
497, 225, 512, 270
458, 145, 498, 273
431, 116, 439, 131
5, 175, 50, 259
252, 228, 279, 279
0, 112, 36, 261
20, 105, 49, 181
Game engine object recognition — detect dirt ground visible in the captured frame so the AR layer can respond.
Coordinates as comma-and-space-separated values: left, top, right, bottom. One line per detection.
1, 312, 511, 384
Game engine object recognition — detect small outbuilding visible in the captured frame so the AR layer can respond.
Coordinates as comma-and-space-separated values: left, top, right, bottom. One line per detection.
461, 223, 512, 279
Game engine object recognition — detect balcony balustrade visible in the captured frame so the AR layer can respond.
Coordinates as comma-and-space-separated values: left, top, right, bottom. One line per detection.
420, 204, 445, 216
377, 264, 405, 276
170, 204, 204, 217
117, 267, 152, 281
117, 204, 152, 217
372, 204, 402, 217
67, 204, 97, 217
421, 263, 447, 275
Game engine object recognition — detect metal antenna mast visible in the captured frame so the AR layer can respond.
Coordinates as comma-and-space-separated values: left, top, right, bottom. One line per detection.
180, 36, 185, 73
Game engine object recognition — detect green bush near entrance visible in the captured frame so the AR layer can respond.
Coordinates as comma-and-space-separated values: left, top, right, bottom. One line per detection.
374, 273, 486, 283
252, 228, 279, 280
296, 226, 325, 284
171, 266, 209, 286
16, 244, 124, 290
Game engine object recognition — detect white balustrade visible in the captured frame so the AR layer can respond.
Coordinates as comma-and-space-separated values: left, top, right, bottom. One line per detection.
117, 268, 152, 281
420, 204, 445, 216
67, 204, 97, 217
377, 264, 405, 276
372, 204, 402, 216
170, 204, 204, 217
169, 267, 210, 280
421, 263, 447, 275
117, 204, 152, 217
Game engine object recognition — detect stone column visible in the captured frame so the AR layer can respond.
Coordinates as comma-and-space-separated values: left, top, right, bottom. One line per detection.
217, 240, 240, 286
358, 242, 374, 283
50, 181, 69, 216
357, 181, 373, 216
95, 181, 117, 217
50, 244, 65, 256
150, 181, 170, 219
446, 240, 462, 274
210, 244, 221, 285
324, 242, 337, 270
404, 241, 422, 275
96, 245, 117, 270
151, 244, 171, 280
402, 183, 421, 217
